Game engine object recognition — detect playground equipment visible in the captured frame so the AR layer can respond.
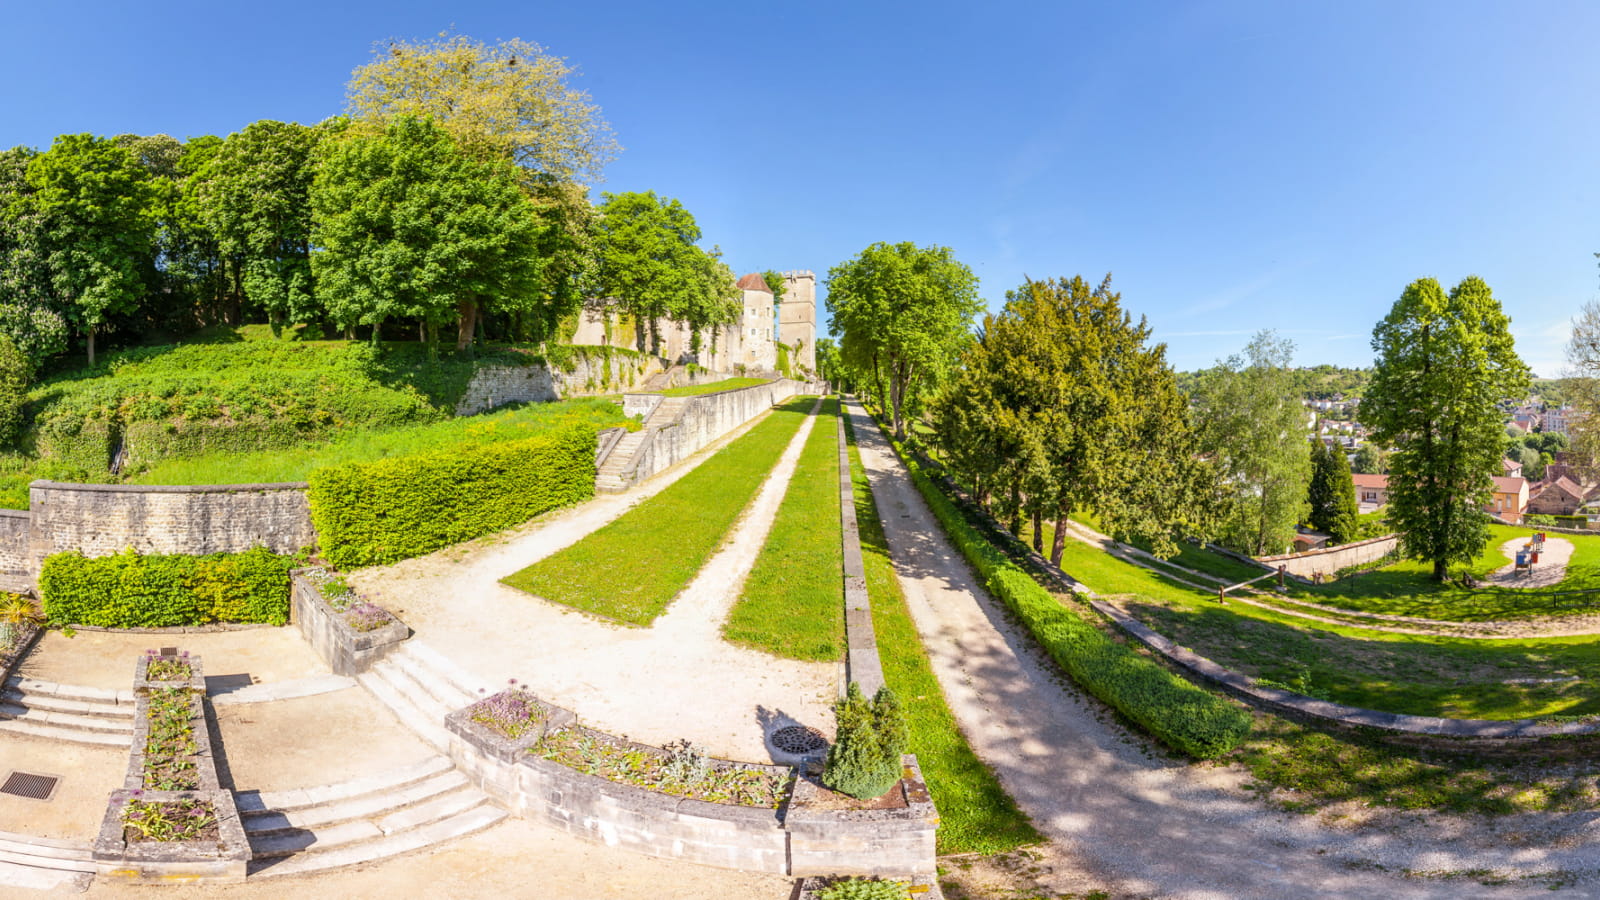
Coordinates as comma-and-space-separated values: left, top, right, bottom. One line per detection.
1514, 533, 1546, 578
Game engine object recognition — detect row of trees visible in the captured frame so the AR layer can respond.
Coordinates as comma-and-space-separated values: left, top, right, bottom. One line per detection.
826, 240, 1530, 580
0, 34, 744, 368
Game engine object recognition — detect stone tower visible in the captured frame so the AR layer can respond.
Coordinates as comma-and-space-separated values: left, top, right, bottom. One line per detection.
779, 271, 817, 372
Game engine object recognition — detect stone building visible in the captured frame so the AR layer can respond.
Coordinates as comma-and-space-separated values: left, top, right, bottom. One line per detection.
777, 271, 818, 372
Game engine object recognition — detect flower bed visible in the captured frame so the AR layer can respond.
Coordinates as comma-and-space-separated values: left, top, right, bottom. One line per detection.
121, 794, 219, 843
534, 728, 793, 808
290, 568, 408, 676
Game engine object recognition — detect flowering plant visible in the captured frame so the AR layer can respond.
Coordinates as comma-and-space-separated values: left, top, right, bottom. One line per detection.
468, 681, 545, 739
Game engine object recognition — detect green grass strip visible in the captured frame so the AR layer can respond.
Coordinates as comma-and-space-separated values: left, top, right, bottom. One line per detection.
657, 377, 773, 397
842, 406, 1041, 855
502, 396, 816, 626
723, 399, 844, 660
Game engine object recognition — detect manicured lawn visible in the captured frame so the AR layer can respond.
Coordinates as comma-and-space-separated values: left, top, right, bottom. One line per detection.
843, 406, 1040, 855
657, 377, 772, 397
723, 399, 844, 660
501, 397, 816, 625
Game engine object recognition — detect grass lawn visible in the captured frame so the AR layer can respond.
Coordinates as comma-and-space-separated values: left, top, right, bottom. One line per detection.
501, 396, 817, 625
129, 399, 633, 485
657, 377, 772, 397
722, 399, 844, 660
843, 405, 1040, 855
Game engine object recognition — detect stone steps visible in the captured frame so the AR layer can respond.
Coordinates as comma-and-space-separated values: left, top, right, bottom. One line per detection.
0, 830, 94, 892
0, 676, 137, 746
246, 804, 505, 879
354, 641, 482, 754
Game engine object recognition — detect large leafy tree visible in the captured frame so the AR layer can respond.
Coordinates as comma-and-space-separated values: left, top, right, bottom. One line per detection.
26, 133, 161, 364
1307, 441, 1359, 544
1191, 331, 1311, 555
309, 116, 544, 354
1359, 276, 1529, 580
0, 147, 69, 365
827, 241, 981, 439
189, 120, 326, 331
932, 274, 1210, 563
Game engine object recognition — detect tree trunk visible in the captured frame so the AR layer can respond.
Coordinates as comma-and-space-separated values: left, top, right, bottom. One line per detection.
1050, 514, 1068, 566
456, 298, 477, 351
87, 326, 96, 367
1432, 558, 1449, 582
1008, 485, 1022, 536
1032, 509, 1044, 554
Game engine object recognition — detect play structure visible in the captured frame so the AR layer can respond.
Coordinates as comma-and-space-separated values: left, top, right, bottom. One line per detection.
1513, 532, 1547, 577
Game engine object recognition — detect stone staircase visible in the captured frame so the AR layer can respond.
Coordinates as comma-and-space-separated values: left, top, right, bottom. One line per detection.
242, 755, 504, 878
596, 396, 689, 494
0, 676, 134, 747
356, 641, 491, 754
0, 830, 95, 892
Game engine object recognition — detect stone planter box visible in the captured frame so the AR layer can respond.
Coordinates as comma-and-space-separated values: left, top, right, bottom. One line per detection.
445, 692, 575, 765
92, 789, 250, 884
132, 652, 207, 695
290, 569, 408, 676
447, 694, 938, 877
796, 874, 944, 899
124, 683, 218, 792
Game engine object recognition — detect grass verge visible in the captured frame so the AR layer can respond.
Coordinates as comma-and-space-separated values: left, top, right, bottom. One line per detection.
501, 396, 816, 625
843, 404, 1041, 855
658, 377, 772, 397
723, 399, 843, 660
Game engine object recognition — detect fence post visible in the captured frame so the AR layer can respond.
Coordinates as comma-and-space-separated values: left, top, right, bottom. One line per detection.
1277, 565, 1286, 589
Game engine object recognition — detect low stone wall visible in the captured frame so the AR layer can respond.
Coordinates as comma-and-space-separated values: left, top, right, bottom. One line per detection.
1257, 533, 1400, 580
0, 509, 29, 591
454, 353, 664, 415
23, 481, 313, 584
290, 571, 408, 677
838, 414, 885, 695
622, 380, 806, 486
447, 701, 937, 877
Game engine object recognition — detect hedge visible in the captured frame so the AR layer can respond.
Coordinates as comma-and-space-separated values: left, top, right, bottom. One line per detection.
39, 547, 293, 627
309, 424, 598, 569
879, 422, 1252, 760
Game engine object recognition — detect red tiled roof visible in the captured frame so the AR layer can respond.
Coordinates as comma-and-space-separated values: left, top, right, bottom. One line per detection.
1352, 474, 1388, 490
1502, 458, 1521, 474
735, 273, 772, 293
1492, 476, 1527, 494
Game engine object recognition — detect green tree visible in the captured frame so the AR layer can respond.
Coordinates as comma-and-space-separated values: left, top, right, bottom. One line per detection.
1307, 441, 1359, 544
1351, 443, 1389, 475
932, 275, 1211, 563
822, 683, 908, 800
1359, 276, 1530, 581
26, 133, 161, 364
309, 116, 544, 354
826, 242, 981, 439
1191, 331, 1312, 555
0, 146, 69, 365
0, 333, 32, 448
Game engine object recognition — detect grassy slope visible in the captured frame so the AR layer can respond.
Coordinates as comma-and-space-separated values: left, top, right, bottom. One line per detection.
130, 400, 632, 485
722, 399, 843, 660
501, 397, 816, 626
844, 406, 1040, 855
658, 377, 772, 397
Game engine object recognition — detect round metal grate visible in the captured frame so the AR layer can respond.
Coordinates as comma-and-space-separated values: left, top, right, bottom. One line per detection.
770, 725, 827, 755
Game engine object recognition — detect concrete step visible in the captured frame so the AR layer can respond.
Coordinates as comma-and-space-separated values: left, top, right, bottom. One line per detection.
0, 858, 92, 892
6, 676, 131, 707
356, 666, 451, 753
389, 642, 484, 708
0, 701, 133, 734
243, 770, 469, 835
247, 805, 505, 879
0, 688, 132, 720
374, 659, 455, 725
236, 756, 455, 815
0, 716, 129, 746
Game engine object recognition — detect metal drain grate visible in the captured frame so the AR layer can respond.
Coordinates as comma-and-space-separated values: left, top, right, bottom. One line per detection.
771, 725, 828, 755
0, 772, 59, 801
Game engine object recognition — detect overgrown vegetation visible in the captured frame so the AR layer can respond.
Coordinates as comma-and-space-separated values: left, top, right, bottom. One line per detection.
502, 397, 816, 624
656, 376, 771, 397
39, 546, 294, 627
723, 399, 843, 659
842, 406, 1040, 854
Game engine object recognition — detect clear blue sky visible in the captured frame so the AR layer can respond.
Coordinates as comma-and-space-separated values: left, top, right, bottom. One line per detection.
3, 0, 1596, 375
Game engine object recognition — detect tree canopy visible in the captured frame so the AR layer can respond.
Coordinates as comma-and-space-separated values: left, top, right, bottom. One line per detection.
1359, 276, 1529, 580
1307, 441, 1359, 544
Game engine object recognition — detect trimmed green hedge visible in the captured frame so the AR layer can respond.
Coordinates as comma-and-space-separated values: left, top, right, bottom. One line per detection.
39, 547, 293, 627
309, 424, 598, 569
880, 422, 1252, 760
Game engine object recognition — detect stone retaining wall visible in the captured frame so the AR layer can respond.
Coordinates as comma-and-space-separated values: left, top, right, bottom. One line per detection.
454, 353, 665, 415
1257, 533, 1400, 580
447, 699, 937, 877
0, 509, 29, 591
621, 380, 810, 486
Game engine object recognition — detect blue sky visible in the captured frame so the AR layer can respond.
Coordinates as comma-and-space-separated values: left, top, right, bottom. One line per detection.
3, 0, 1596, 374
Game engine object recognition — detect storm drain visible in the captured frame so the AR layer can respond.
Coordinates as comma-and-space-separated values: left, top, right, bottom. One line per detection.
0, 771, 59, 801
771, 725, 828, 756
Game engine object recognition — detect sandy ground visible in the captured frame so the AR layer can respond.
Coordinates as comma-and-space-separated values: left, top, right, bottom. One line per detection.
350, 400, 838, 762
846, 400, 1600, 899
212, 687, 437, 792
1488, 535, 1575, 588
15, 628, 326, 692
81, 816, 796, 900
0, 731, 125, 841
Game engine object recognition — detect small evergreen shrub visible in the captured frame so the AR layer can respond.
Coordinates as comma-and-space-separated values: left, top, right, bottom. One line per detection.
822, 682, 909, 800
38, 547, 293, 627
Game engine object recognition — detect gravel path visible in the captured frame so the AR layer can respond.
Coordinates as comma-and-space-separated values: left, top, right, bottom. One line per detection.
846, 400, 1600, 899
350, 400, 837, 762
1488, 536, 1575, 588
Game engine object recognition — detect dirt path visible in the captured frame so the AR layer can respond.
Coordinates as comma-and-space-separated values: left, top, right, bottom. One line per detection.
1488, 536, 1574, 588
351, 400, 837, 762
845, 400, 1600, 899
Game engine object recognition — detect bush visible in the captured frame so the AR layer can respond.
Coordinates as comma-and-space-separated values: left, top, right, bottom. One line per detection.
309, 424, 598, 568
885, 430, 1252, 760
38, 547, 293, 627
0, 335, 30, 450
823, 682, 909, 799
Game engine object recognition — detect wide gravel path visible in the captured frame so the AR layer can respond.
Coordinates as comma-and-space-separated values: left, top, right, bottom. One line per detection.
846, 400, 1600, 899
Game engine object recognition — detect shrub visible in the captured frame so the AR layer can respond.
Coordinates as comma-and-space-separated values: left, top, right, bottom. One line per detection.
886, 431, 1252, 760
38, 547, 293, 627
0, 335, 30, 450
815, 879, 911, 900
823, 682, 909, 799
309, 424, 598, 568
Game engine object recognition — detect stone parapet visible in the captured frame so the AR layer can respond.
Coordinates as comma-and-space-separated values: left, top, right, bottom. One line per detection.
620, 379, 805, 488
290, 571, 409, 677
